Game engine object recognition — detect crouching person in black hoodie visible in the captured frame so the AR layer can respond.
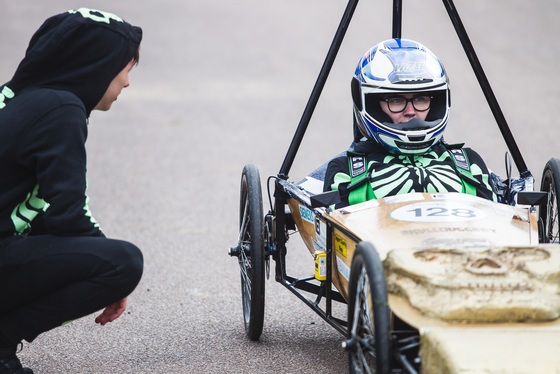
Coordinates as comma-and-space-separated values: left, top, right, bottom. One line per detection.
0, 9, 144, 373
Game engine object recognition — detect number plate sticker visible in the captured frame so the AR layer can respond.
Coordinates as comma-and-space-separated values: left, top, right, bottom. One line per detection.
390, 201, 487, 222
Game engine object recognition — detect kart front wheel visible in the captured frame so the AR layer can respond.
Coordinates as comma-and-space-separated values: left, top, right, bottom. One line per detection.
346, 242, 391, 374
540, 158, 560, 243
237, 164, 265, 340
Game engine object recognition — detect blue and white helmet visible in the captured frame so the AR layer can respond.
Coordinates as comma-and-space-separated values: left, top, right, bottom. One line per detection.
351, 39, 450, 154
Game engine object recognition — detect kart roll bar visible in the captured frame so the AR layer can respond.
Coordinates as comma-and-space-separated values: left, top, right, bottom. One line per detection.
278, 0, 360, 179
392, 0, 402, 39
278, 0, 531, 179
441, 0, 530, 178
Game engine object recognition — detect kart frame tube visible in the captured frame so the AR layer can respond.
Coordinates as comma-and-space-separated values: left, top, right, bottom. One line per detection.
273, 179, 348, 336
277, 0, 530, 180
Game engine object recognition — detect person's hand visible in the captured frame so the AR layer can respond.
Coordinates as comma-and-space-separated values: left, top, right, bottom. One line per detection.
95, 297, 128, 325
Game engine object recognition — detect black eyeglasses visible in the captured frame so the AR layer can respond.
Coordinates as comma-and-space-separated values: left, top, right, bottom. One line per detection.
382, 95, 432, 113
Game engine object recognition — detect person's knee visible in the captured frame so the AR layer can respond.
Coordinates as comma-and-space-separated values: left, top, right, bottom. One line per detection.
110, 240, 143, 294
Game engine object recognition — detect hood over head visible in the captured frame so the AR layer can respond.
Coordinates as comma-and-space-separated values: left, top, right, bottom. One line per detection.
3, 8, 142, 116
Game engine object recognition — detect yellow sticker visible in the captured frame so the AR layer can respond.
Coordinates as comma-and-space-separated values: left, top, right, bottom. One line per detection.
334, 233, 347, 258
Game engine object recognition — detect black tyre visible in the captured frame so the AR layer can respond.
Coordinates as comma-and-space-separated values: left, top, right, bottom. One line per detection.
347, 242, 391, 374
540, 158, 560, 243
238, 164, 265, 340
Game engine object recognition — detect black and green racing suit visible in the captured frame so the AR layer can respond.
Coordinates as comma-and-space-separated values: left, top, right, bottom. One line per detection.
323, 140, 497, 208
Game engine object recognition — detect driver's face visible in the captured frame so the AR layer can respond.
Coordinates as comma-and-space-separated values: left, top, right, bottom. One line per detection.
379, 93, 430, 124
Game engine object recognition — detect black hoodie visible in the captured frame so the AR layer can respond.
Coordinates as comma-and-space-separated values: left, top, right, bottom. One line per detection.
0, 8, 142, 238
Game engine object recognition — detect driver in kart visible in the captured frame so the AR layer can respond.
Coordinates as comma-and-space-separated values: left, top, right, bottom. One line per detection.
323, 39, 497, 208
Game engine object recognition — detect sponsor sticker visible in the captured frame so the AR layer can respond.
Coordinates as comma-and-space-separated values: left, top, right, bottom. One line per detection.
336, 256, 350, 281
340, 198, 379, 214
311, 238, 323, 252
315, 217, 327, 249
334, 233, 347, 257
299, 204, 314, 224
384, 193, 425, 205
430, 194, 447, 200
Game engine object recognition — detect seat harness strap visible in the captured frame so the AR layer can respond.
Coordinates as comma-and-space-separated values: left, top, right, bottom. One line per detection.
446, 147, 478, 196
346, 152, 376, 205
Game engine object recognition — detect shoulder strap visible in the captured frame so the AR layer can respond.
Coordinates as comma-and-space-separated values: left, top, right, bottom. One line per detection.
346, 152, 376, 205
446, 147, 479, 195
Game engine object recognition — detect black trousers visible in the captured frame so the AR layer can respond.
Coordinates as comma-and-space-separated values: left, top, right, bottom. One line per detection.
0, 235, 143, 347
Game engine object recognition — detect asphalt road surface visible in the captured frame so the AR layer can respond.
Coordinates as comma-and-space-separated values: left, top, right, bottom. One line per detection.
1, 1, 559, 373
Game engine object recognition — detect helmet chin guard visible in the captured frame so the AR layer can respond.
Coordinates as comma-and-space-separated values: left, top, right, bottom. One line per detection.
352, 39, 451, 154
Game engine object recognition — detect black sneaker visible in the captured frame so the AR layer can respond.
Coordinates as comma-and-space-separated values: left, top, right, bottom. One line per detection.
0, 353, 33, 374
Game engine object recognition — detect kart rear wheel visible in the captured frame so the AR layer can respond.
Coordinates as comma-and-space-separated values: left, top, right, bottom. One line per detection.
540, 158, 560, 243
238, 164, 265, 340
347, 242, 391, 374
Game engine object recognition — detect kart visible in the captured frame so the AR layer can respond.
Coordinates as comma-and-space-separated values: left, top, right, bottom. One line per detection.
229, 0, 560, 372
